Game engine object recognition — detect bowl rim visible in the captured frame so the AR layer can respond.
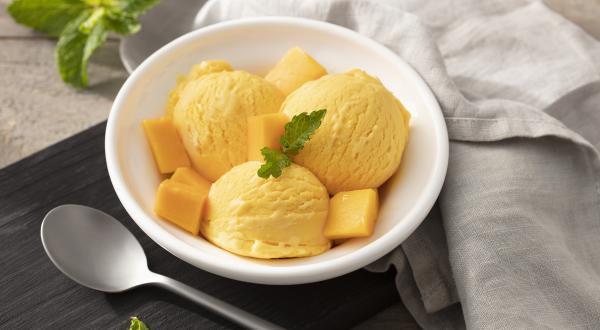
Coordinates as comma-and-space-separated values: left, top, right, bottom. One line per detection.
105, 16, 449, 284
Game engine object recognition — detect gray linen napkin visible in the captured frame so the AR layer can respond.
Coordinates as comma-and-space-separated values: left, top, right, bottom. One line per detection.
195, 0, 600, 328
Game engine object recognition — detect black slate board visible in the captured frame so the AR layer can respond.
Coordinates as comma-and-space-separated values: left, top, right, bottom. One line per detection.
0, 122, 417, 329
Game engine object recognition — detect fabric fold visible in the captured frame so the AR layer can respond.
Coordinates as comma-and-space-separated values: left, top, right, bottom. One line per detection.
194, 0, 600, 328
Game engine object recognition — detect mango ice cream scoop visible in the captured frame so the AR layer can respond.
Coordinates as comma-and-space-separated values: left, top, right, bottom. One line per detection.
201, 161, 331, 259
172, 68, 285, 181
281, 69, 410, 194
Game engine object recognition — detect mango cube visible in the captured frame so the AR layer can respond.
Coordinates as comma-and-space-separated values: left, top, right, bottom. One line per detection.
155, 179, 206, 235
247, 113, 289, 161
265, 47, 327, 95
142, 117, 191, 174
323, 188, 379, 240
171, 167, 211, 196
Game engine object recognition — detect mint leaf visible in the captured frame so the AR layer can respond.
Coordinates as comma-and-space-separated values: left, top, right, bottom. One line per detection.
129, 316, 149, 330
79, 7, 104, 34
7, 0, 159, 88
280, 109, 327, 156
56, 11, 107, 87
7, 0, 87, 37
258, 109, 326, 179
103, 11, 141, 35
108, 0, 160, 16
257, 148, 291, 179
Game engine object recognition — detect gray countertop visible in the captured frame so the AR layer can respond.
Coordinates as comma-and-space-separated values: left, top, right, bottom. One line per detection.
0, 0, 127, 168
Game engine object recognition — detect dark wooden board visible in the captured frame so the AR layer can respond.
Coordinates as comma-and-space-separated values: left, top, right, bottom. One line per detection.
0, 122, 415, 329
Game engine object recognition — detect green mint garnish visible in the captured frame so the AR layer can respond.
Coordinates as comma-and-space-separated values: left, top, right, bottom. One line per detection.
258, 109, 326, 179
257, 147, 292, 179
280, 109, 327, 156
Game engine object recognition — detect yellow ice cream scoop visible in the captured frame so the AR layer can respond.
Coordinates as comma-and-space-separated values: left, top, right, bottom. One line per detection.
173, 70, 285, 181
281, 69, 410, 194
202, 161, 331, 259
165, 60, 232, 117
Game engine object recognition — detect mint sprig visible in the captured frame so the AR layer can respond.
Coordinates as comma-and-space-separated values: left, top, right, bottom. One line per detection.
7, 0, 159, 88
258, 109, 326, 179
56, 11, 107, 88
129, 316, 149, 330
280, 109, 327, 156
7, 0, 87, 37
257, 147, 292, 179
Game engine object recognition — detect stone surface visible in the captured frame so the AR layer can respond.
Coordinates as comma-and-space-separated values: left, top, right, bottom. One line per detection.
0, 1, 127, 168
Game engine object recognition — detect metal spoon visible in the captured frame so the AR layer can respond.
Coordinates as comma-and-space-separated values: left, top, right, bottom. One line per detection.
41, 204, 282, 330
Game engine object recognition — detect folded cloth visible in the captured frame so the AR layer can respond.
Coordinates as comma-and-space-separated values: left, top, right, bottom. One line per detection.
195, 0, 600, 328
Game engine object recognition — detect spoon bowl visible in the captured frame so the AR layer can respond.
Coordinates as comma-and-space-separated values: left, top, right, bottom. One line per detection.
41, 205, 148, 292
41, 204, 282, 330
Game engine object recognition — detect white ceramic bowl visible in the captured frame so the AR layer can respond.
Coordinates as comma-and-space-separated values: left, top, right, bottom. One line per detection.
106, 17, 448, 285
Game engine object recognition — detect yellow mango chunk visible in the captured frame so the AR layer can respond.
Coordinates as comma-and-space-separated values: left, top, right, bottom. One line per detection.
165, 60, 232, 117
265, 47, 327, 95
247, 113, 289, 161
155, 179, 206, 235
323, 188, 379, 240
143, 117, 191, 174
171, 167, 212, 195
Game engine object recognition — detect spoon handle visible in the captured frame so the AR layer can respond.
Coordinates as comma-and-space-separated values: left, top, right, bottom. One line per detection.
148, 272, 284, 330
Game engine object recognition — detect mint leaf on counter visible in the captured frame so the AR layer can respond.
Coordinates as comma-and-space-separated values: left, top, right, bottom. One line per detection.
103, 0, 159, 34
7, 0, 159, 88
258, 148, 291, 179
108, 0, 160, 16
280, 109, 326, 156
129, 316, 149, 330
103, 11, 141, 35
56, 11, 107, 88
258, 109, 327, 179
7, 0, 86, 37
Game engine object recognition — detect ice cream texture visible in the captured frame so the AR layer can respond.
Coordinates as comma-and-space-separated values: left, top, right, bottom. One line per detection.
172, 68, 285, 181
281, 69, 410, 193
202, 161, 331, 259
165, 60, 232, 117
148, 54, 411, 257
